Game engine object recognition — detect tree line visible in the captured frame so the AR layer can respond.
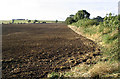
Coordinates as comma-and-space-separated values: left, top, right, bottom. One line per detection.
65, 10, 118, 25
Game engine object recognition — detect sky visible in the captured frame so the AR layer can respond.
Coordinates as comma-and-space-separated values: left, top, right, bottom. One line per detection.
0, 0, 119, 21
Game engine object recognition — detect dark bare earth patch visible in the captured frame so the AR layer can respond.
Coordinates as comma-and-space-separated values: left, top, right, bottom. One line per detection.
2, 23, 101, 78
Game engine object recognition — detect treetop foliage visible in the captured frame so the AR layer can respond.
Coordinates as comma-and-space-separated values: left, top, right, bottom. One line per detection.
74, 10, 90, 21
65, 10, 90, 24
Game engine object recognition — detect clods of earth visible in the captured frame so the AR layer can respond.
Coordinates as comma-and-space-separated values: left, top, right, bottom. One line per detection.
2, 23, 101, 78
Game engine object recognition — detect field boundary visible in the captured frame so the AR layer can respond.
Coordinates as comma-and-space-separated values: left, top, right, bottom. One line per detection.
68, 25, 98, 44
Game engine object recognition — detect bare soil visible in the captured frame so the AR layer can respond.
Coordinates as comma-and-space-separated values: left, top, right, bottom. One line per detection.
2, 23, 101, 78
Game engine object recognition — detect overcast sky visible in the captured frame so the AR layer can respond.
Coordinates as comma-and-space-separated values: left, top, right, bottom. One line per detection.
0, 0, 119, 21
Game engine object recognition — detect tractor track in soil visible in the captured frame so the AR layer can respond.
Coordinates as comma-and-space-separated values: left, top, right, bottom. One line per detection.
2, 23, 101, 78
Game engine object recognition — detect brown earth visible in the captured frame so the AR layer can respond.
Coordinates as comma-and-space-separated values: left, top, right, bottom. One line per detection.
2, 23, 101, 78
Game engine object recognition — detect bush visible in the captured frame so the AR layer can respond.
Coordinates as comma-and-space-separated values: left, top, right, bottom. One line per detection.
72, 19, 99, 27
103, 13, 119, 29
118, 14, 120, 21
85, 20, 99, 26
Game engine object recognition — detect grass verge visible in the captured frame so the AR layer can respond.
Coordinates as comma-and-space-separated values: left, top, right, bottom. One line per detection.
48, 15, 120, 78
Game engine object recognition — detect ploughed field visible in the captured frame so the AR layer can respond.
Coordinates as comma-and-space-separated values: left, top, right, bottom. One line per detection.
2, 23, 101, 78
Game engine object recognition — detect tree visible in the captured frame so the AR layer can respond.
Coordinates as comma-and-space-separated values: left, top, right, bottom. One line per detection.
65, 17, 75, 25
93, 16, 103, 22
70, 14, 74, 18
28, 20, 31, 23
34, 20, 38, 24
56, 20, 58, 23
74, 10, 90, 21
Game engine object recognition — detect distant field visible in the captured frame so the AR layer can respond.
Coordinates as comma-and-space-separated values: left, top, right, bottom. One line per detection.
0, 20, 64, 24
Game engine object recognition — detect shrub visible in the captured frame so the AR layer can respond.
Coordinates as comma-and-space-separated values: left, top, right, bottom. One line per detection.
72, 19, 99, 27
118, 14, 120, 21
103, 13, 119, 29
